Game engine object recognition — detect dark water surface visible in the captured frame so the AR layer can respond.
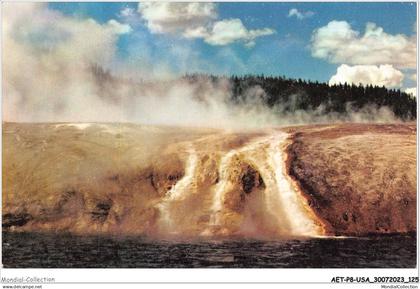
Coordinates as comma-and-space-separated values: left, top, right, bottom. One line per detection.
2, 232, 416, 268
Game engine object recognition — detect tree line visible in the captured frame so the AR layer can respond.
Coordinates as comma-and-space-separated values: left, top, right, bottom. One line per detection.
90, 65, 416, 120
184, 74, 417, 120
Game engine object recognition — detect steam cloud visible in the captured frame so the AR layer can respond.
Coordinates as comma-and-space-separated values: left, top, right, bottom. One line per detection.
3, 3, 400, 128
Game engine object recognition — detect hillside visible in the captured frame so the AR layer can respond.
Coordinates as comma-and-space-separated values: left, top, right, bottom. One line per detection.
2, 122, 416, 237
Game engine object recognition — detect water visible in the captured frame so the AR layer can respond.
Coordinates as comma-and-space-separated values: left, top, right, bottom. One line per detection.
203, 132, 321, 237
268, 134, 319, 236
2, 232, 416, 268
207, 137, 268, 229
207, 149, 237, 228
157, 143, 198, 233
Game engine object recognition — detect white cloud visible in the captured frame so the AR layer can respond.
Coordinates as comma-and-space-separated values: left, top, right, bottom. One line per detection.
288, 8, 314, 20
405, 87, 416, 97
192, 19, 275, 47
311, 21, 416, 69
138, 2, 217, 34
137, 3, 274, 46
183, 26, 209, 39
205, 19, 275, 45
118, 7, 136, 19
120, 7, 136, 18
107, 19, 132, 34
329, 64, 404, 87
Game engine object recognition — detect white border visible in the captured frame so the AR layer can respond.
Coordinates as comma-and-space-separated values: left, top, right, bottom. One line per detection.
0, 0, 418, 287
0, 268, 419, 283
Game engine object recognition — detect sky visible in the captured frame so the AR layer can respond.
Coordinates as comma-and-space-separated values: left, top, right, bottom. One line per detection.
2, 2, 417, 123
4, 2, 418, 93
44, 2, 417, 92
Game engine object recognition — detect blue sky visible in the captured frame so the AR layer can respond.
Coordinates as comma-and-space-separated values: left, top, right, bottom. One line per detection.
47, 2, 416, 87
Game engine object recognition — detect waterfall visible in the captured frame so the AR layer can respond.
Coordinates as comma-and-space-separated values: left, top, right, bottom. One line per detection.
157, 143, 198, 234
201, 139, 263, 236
208, 150, 237, 228
157, 131, 321, 237
202, 132, 321, 237
268, 133, 320, 236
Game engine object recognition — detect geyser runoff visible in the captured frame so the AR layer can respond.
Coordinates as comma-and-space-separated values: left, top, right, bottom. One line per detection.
156, 143, 198, 234
157, 131, 322, 238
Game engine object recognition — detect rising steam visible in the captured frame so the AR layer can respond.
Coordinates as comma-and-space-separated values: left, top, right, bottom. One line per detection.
3, 3, 399, 128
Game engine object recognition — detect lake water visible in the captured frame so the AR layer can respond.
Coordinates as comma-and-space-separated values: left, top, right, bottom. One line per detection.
2, 232, 416, 268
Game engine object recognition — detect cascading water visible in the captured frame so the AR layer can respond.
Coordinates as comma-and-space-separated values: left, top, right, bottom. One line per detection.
202, 132, 321, 237
268, 133, 320, 236
156, 131, 321, 237
156, 143, 198, 234
5, 123, 415, 240
207, 150, 237, 228
249, 137, 293, 235
201, 138, 268, 236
